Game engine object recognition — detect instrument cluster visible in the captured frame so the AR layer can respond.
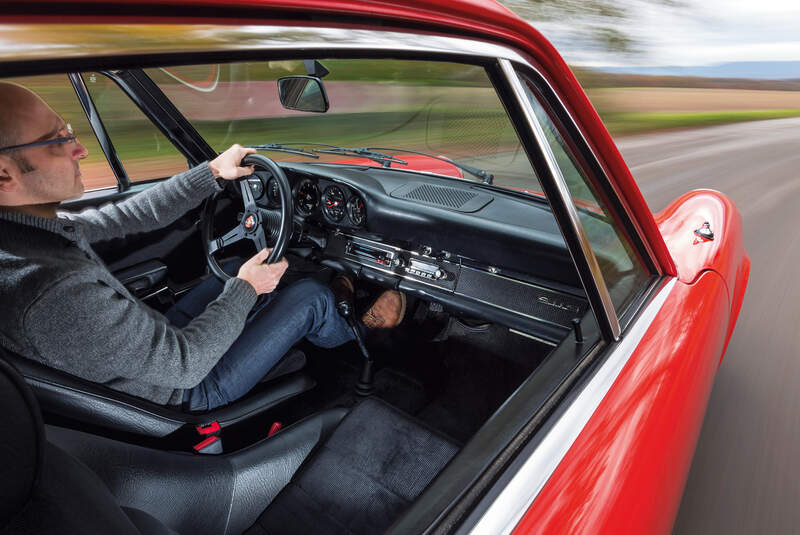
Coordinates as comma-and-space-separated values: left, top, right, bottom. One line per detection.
248, 171, 366, 229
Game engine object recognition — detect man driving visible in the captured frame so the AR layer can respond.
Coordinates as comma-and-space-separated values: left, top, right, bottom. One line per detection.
0, 81, 405, 411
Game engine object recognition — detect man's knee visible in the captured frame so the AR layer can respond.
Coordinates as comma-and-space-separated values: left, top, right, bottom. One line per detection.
284, 278, 334, 308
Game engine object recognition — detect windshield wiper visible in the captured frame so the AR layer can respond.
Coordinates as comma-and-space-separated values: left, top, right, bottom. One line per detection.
311, 146, 408, 167
247, 143, 319, 159
250, 142, 494, 184
322, 146, 494, 184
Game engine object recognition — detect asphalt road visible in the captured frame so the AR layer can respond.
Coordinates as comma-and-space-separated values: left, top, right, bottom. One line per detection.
615, 117, 800, 535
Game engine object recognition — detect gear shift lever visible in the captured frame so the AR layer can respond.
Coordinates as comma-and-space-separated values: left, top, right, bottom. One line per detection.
336, 300, 374, 396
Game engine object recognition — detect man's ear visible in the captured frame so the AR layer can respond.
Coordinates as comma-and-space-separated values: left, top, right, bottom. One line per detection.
0, 155, 21, 193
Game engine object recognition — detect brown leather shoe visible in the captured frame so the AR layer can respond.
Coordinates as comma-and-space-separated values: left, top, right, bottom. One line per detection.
362, 290, 406, 329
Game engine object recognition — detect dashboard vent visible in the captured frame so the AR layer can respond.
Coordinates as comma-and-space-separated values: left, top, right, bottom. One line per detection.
390, 183, 492, 212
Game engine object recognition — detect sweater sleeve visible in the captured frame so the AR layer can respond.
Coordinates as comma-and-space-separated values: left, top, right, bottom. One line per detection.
23, 274, 257, 389
62, 163, 221, 243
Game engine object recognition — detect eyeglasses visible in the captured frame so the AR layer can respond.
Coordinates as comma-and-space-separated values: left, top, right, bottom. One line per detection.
0, 123, 77, 154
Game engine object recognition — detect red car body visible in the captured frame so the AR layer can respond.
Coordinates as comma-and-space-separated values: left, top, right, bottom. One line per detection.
2, 1, 749, 534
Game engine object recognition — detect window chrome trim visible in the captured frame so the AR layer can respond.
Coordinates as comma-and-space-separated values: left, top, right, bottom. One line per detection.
0, 24, 531, 65
499, 58, 621, 340
468, 277, 676, 535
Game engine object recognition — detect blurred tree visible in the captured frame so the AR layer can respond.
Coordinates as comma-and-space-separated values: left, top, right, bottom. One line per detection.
498, 0, 682, 54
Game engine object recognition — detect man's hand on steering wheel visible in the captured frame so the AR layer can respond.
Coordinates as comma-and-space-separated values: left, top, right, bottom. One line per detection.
202, 148, 293, 282
237, 248, 289, 295
209, 144, 257, 180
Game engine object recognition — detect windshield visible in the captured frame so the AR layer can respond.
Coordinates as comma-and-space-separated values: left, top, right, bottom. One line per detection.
145, 59, 539, 190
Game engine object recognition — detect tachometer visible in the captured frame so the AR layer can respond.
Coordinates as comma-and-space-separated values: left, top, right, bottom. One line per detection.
322, 185, 346, 222
348, 195, 366, 226
296, 179, 319, 215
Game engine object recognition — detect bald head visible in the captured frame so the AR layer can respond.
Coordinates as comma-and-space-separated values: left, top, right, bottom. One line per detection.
0, 82, 44, 150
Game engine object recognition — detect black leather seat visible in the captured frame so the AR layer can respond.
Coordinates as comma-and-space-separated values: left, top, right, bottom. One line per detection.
0, 356, 178, 534
2, 346, 315, 439
0, 355, 347, 535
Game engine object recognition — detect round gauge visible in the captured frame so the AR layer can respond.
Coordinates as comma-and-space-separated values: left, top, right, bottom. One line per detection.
322, 185, 346, 222
246, 176, 264, 200
296, 179, 319, 215
267, 177, 281, 206
348, 195, 366, 226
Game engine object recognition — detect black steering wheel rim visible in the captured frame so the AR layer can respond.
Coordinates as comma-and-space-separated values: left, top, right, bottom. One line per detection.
201, 154, 293, 281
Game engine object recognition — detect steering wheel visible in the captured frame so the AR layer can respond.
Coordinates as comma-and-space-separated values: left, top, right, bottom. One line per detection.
201, 154, 293, 281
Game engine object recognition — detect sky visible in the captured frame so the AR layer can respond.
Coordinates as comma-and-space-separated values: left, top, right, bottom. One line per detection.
531, 0, 800, 67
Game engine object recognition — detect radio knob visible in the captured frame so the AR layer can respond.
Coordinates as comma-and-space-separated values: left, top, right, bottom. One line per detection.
434, 269, 444, 279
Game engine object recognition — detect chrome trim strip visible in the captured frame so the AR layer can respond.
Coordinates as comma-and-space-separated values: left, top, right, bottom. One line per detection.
0, 24, 529, 64
499, 59, 621, 340
508, 329, 558, 347
468, 277, 676, 535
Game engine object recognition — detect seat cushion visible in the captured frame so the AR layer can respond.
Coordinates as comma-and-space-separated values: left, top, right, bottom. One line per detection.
247, 398, 459, 535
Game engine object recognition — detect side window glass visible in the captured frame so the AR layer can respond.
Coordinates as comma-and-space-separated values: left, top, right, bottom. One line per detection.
518, 74, 652, 316
83, 73, 188, 183
1, 74, 116, 190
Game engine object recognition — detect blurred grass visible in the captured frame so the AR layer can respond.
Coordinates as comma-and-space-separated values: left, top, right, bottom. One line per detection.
600, 109, 800, 135
106, 108, 521, 160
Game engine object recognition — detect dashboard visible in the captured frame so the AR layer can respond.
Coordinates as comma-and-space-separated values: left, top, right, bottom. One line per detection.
241, 163, 588, 343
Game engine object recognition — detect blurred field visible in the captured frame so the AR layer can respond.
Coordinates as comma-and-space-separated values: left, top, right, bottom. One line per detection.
588, 87, 800, 112
600, 109, 800, 135
581, 75, 800, 135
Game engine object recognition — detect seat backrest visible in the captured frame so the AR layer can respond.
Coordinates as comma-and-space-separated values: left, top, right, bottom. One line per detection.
3, 347, 315, 439
0, 357, 170, 535
0, 356, 44, 527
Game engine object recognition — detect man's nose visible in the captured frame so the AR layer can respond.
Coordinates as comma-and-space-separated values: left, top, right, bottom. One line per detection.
72, 139, 88, 159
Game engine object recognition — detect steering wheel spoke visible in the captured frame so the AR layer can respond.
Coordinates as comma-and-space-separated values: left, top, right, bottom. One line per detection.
250, 225, 268, 252
208, 224, 246, 255
239, 178, 258, 211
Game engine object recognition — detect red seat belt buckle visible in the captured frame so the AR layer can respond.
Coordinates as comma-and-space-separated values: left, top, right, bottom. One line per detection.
193, 435, 223, 454
195, 421, 221, 436
268, 422, 282, 437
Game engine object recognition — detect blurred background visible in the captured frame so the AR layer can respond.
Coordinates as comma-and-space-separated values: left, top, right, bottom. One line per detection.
501, 0, 800, 135
498, 1, 800, 533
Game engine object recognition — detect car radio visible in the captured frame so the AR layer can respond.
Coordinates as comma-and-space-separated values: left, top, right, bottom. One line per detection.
338, 235, 457, 290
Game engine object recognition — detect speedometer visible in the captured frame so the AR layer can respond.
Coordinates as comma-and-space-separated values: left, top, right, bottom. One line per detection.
296, 179, 319, 215
322, 185, 346, 222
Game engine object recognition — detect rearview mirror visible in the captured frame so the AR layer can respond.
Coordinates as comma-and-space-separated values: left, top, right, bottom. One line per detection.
277, 76, 329, 113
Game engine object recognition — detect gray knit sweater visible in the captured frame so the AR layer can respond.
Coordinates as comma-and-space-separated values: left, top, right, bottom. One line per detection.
0, 164, 257, 405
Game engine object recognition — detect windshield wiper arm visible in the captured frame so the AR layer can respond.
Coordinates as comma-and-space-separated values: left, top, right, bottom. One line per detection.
312, 146, 408, 167
248, 143, 319, 158
363, 147, 494, 184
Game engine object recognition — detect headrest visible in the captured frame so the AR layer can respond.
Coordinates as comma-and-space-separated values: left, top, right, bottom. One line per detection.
0, 355, 44, 527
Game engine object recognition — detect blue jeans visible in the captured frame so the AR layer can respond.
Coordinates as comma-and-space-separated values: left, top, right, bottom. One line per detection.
167, 273, 354, 411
